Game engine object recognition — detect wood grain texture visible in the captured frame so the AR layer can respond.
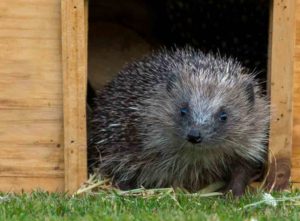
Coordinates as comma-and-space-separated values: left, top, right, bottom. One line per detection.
0, 0, 64, 191
266, 0, 296, 190
0, 177, 64, 193
61, 0, 88, 193
292, 0, 300, 184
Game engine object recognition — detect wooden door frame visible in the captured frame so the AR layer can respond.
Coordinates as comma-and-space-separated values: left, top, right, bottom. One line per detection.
61, 0, 88, 192
267, 0, 296, 190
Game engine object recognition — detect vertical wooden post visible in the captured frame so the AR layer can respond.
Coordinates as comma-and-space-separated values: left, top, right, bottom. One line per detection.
61, 0, 88, 192
292, 0, 300, 187
267, 0, 296, 190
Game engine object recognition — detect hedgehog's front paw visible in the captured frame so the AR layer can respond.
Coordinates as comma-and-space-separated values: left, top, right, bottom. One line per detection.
224, 182, 246, 197
113, 180, 138, 191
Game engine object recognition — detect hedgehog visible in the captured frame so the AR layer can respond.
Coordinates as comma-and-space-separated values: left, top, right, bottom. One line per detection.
88, 47, 269, 196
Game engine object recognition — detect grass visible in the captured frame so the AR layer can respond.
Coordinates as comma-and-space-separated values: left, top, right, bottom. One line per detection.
1, 190, 300, 221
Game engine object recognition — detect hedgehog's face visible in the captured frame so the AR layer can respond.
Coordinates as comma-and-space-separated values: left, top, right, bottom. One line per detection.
165, 72, 257, 149
176, 102, 229, 146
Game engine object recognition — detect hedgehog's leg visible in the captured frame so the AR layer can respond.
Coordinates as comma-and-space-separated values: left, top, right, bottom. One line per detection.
113, 180, 137, 190
112, 175, 140, 190
226, 166, 251, 196
225, 164, 260, 197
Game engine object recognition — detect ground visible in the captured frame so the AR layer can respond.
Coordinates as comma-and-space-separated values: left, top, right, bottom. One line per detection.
1, 190, 300, 221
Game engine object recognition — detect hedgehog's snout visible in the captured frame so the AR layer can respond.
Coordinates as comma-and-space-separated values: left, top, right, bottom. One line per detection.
187, 129, 202, 144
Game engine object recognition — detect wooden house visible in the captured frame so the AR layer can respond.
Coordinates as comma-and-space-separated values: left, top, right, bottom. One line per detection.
0, 0, 297, 192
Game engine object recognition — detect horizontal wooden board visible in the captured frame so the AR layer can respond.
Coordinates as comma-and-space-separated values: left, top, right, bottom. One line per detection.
0, 1, 61, 19
0, 147, 64, 177
0, 177, 64, 193
0, 121, 62, 144
0, 108, 62, 121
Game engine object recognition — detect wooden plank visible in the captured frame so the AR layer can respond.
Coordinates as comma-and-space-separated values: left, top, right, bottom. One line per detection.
266, 0, 296, 190
61, 0, 88, 193
0, 119, 62, 144
292, 0, 300, 182
0, 177, 64, 193
0, 147, 63, 178
0, 0, 64, 191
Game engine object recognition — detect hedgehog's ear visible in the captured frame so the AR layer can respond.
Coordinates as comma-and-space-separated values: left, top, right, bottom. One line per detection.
166, 73, 177, 93
244, 82, 255, 105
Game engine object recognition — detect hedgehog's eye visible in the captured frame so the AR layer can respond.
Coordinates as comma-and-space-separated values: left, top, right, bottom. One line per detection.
219, 111, 228, 122
180, 107, 189, 116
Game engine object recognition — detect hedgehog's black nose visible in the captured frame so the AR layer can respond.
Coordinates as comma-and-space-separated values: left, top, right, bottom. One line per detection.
187, 130, 202, 144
